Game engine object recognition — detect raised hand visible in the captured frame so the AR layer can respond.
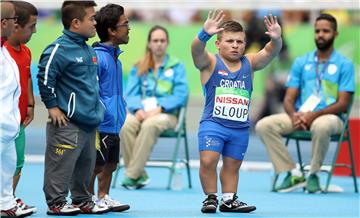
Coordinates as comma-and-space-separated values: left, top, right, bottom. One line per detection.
203, 10, 225, 35
264, 14, 282, 40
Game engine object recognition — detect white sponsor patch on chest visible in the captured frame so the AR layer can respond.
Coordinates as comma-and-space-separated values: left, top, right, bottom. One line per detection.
212, 87, 250, 122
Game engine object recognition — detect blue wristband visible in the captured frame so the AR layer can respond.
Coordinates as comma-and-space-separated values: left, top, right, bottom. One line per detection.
198, 28, 212, 43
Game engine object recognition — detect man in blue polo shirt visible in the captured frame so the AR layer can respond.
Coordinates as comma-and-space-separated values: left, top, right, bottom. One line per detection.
256, 13, 355, 194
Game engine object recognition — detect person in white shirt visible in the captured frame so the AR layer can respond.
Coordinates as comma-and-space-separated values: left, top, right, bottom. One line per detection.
0, 1, 33, 217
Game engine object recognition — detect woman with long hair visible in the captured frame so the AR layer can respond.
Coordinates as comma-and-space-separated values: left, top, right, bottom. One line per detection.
120, 25, 189, 189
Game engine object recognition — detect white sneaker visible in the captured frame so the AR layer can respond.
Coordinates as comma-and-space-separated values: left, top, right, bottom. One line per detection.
1, 205, 33, 217
73, 200, 110, 214
15, 197, 37, 214
47, 202, 80, 216
98, 195, 130, 212
94, 195, 107, 208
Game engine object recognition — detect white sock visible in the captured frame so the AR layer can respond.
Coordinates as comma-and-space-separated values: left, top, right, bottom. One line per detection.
222, 193, 234, 202
291, 168, 303, 177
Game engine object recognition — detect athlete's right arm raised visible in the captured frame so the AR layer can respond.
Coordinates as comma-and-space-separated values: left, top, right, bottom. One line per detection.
191, 10, 224, 85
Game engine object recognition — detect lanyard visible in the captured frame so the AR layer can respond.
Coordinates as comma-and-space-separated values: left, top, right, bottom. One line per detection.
142, 71, 158, 98
315, 59, 329, 94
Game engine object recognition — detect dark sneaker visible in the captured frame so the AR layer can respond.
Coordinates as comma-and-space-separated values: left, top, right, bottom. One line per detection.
306, 174, 322, 194
276, 172, 306, 193
201, 194, 218, 213
98, 195, 130, 212
15, 198, 37, 214
1, 205, 33, 218
219, 195, 256, 213
47, 202, 80, 216
121, 176, 138, 190
73, 201, 110, 214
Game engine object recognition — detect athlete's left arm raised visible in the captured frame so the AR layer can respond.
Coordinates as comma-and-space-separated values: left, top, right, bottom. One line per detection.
247, 14, 282, 71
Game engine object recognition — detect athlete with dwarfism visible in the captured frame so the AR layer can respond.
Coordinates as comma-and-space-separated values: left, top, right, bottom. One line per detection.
191, 10, 282, 213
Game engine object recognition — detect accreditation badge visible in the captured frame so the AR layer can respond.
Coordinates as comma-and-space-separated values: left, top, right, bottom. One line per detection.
212, 87, 250, 122
142, 97, 158, 112
298, 94, 321, 112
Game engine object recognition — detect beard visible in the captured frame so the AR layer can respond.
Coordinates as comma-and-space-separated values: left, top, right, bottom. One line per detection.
315, 36, 335, 51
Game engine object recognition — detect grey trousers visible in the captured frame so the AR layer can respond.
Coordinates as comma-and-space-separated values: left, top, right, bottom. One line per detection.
43, 121, 96, 206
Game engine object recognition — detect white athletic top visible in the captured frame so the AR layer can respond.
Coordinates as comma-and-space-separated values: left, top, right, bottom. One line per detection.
0, 44, 21, 143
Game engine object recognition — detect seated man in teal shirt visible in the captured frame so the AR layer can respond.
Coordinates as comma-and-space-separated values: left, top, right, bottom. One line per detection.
256, 13, 355, 193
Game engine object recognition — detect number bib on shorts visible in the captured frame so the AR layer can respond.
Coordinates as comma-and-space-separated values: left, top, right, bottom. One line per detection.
212, 87, 250, 122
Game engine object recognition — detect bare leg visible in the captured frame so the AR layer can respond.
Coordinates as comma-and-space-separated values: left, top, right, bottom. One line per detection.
13, 169, 21, 193
220, 157, 242, 193
97, 163, 117, 199
199, 151, 220, 194
88, 165, 103, 195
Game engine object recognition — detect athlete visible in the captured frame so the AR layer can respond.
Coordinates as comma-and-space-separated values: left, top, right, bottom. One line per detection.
88, 3, 130, 212
191, 10, 282, 213
4, 1, 38, 213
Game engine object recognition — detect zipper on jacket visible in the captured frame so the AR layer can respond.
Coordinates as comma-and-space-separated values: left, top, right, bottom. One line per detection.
114, 49, 120, 132
67, 92, 76, 118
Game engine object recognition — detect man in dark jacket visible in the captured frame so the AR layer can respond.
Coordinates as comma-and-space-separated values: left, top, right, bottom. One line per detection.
87, 3, 130, 212
37, 1, 107, 216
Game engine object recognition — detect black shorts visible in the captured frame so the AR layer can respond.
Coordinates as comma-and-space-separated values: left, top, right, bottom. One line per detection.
96, 133, 120, 166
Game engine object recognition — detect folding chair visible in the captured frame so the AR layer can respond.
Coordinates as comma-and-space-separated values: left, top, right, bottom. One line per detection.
112, 105, 192, 190
272, 96, 358, 193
